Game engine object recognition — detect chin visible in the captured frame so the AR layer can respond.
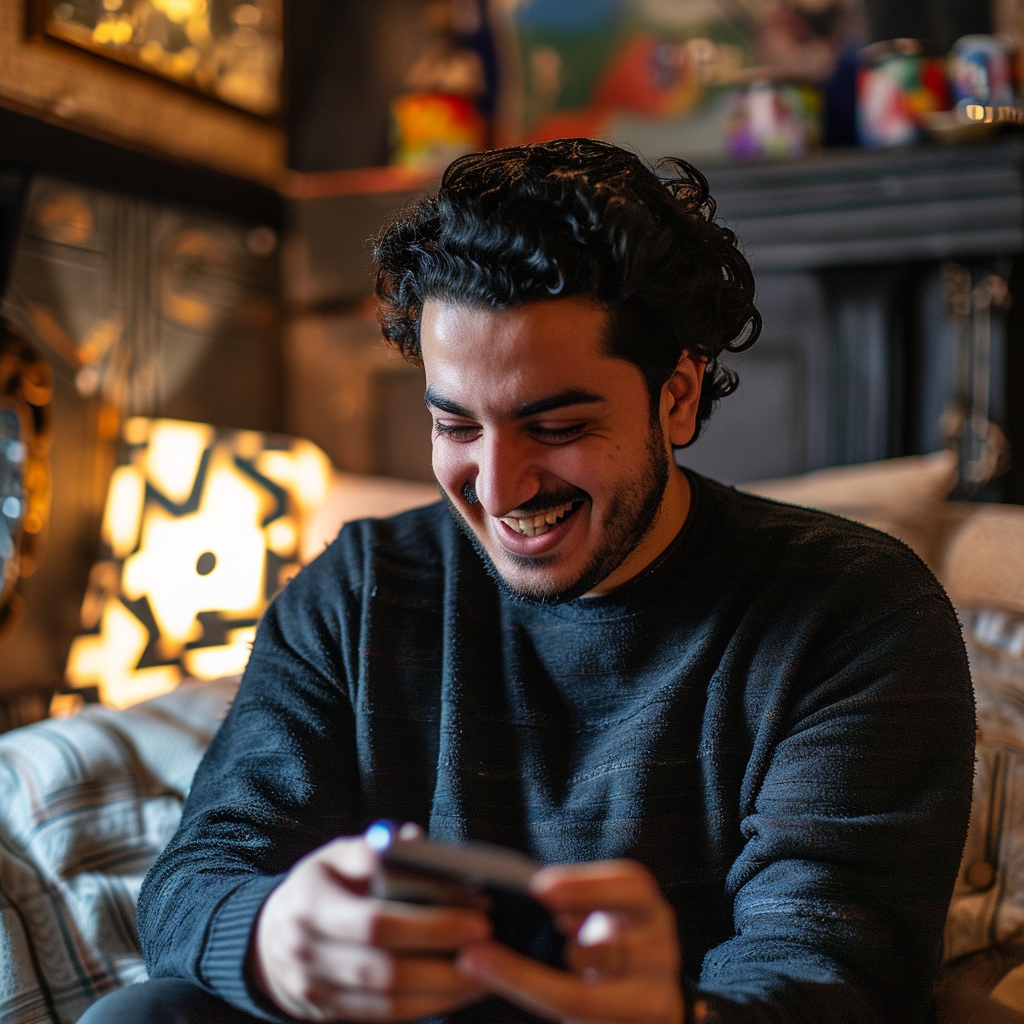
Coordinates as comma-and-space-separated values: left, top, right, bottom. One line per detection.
494, 558, 578, 603
439, 485, 626, 604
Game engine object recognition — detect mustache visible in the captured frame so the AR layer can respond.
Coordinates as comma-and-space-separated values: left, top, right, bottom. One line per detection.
458, 481, 586, 516
500, 489, 587, 518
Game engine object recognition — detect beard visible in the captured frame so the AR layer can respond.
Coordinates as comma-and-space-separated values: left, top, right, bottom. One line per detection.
439, 417, 671, 604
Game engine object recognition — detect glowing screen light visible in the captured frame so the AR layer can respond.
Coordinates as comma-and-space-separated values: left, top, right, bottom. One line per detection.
65, 418, 332, 709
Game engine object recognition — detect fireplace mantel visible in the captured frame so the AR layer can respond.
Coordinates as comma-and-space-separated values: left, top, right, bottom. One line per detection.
707, 139, 1024, 272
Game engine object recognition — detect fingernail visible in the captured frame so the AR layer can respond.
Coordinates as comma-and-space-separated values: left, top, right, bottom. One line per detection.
527, 867, 557, 901
456, 947, 489, 976
397, 821, 424, 840
578, 911, 614, 946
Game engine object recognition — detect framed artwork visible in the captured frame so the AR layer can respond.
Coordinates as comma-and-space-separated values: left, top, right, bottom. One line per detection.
32, 0, 282, 118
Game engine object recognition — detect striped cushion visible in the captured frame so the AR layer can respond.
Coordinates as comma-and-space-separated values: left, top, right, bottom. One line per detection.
0, 678, 237, 1024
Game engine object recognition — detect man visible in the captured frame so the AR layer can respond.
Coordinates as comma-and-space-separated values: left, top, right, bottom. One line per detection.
83, 139, 974, 1024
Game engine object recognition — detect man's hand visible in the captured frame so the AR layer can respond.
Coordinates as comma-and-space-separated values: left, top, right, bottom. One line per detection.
253, 833, 491, 1022
455, 859, 688, 1024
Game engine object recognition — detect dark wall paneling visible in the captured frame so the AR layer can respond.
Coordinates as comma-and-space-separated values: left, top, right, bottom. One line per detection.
286, 187, 428, 309
678, 271, 829, 485
677, 140, 1024, 486
706, 139, 1024, 272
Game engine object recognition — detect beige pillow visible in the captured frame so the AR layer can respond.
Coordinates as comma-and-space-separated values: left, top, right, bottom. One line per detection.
742, 451, 958, 570
300, 471, 439, 562
943, 507, 1024, 620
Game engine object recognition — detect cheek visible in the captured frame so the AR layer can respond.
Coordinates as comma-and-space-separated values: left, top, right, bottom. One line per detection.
430, 441, 470, 494
544, 440, 624, 492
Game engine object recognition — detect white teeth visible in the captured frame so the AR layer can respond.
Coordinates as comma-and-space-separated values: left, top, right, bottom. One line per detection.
500, 500, 576, 537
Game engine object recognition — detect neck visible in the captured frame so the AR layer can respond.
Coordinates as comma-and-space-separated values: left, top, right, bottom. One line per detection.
583, 465, 691, 597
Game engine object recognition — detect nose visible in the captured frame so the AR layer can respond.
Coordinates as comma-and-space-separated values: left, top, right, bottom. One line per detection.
471, 430, 541, 518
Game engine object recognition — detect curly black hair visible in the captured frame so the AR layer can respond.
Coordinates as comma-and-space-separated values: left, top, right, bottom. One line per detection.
373, 138, 760, 445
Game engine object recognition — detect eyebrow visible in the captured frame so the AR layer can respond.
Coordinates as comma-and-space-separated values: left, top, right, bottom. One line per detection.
423, 386, 605, 420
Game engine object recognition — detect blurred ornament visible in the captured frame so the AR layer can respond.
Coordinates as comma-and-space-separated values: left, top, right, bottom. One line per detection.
940, 263, 1013, 496
390, 0, 493, 172
726, 81, 822, 160
856, 42, 949, 147
753, 0, 850, 84
390, 92, 488, 172
948, 35, 1014, 106
0, 319, 53, 637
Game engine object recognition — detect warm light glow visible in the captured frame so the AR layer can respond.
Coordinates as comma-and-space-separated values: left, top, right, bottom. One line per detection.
235, 430, 262, 459
101, 465, 145, 558
67, 418, 333, 707
151, 0, 206, 24
966, 104, 985, 121
44, 0, 281, 118
67, 598, 147, 684
92, 16, 133, 44
104, 666, 182, 710
182, 625, 256, 680
122, 450, 268, 650
65, 598, 182, 708
266, 516, 298, 556
256, 440, 331, 514
123, 416, 150, 445
145, 420, 213, 504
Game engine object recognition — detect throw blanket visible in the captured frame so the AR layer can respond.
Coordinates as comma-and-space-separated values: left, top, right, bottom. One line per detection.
0, 678, 238, 1024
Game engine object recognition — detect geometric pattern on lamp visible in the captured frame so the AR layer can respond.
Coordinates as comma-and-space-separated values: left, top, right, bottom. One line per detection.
64, 417, 331, 709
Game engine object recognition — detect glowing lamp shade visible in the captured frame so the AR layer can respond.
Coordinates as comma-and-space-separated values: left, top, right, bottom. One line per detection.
65, 418, 331, 709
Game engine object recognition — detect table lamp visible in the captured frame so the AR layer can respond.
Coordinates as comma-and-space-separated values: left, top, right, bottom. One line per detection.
64, 417, 330, 709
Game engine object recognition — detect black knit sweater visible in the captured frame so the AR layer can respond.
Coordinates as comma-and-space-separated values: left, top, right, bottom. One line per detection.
138, 473, 975, 1024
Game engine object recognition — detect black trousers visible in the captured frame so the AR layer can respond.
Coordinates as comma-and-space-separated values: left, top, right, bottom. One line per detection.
76, 977, 1024, 1024
78, 979, 263, 1024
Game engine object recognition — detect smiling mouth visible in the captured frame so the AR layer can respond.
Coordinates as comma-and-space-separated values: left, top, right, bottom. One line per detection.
499, 500, 582, 537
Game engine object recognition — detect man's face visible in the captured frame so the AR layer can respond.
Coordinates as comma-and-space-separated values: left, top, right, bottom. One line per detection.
420, 297, 692, 602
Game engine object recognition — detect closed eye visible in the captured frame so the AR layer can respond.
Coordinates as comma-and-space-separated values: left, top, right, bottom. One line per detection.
529, 423, 588, 443
433, 421, 481, 440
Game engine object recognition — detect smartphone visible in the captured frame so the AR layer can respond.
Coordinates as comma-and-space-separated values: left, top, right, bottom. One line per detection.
367, 823, 566, 969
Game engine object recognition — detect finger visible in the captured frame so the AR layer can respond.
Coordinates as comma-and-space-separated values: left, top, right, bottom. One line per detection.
566, 938, 628, 977
566, 934, 679, 978
457, 941, 682, 1023
310, 896, 492, 950
312, 835, 379, 890
531, 861, 664, 916
570, 911, 679, 976
302, 946, 488, 997
555, 911, 590, 936
578, 911, 618, 947
567, 912, 627, 977
307, 985, 486, 1023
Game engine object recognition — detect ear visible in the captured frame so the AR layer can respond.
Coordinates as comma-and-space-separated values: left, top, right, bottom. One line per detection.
661, 353, 703, 448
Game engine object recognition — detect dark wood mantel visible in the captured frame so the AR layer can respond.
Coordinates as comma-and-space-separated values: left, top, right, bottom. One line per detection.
707, 139, 1024, 272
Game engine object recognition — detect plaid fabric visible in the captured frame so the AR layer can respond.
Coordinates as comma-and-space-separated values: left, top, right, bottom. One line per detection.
946, 614, 1024, 965
0, 678, 238, 1024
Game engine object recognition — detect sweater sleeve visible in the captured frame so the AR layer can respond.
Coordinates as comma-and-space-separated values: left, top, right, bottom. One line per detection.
695, 592, 976, 1024
136, 529, 366, 1020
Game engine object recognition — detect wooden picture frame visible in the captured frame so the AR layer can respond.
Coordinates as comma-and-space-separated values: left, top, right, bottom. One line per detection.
29, 0, 282, 118
0, 0, 283, 185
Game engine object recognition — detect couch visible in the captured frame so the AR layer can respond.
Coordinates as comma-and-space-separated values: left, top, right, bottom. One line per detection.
2, 457, 1022, 1023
